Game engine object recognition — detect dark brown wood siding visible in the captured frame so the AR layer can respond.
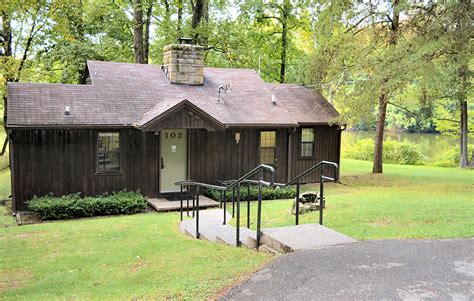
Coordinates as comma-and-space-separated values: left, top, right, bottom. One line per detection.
11, 125, 340, 211
289, 125, 341, 182
188, 128, 288, 184
11, 129, 159, 211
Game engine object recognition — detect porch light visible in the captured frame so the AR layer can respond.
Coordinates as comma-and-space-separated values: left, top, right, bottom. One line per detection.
234, 132, 241, 144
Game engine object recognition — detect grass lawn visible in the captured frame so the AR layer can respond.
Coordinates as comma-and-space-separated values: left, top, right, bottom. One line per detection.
0, 213, 271, 299
233, 159, 474, 240
0, 159, 473, 299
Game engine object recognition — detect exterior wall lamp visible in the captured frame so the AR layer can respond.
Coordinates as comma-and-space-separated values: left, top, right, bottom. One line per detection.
234, 132, 241, 144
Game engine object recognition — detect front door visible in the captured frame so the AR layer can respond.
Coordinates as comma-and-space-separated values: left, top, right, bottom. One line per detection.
160, 129, 187, 193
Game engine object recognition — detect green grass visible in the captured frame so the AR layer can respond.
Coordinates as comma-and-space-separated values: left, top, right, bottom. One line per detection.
0, 159, 473, 299
233, 159, 474, 240
0, 213, 271, 300
0, 168, 12, 227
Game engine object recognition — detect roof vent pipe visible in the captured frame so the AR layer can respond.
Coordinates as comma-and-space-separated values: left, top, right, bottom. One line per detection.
272, 94, 277, 105
64, 106, 71, 117
217, 84, 230, 103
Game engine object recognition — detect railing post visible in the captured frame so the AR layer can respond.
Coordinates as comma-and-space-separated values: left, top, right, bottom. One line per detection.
223, 189, 227, 225
295, 179, 300, 226
236, 183, 241, 247
186, 185, 190, 217
232, 187, 235, 218
247, 182, 251, 228
192, 192, 195, 218
180, 185, 183, 221
196, 186, 200, 238
319, 174, 324, 225
256, 182, 262, 249
219, 190, 223, 209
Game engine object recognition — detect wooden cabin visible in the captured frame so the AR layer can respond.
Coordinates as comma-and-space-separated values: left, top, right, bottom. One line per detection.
6, 43, 342, 213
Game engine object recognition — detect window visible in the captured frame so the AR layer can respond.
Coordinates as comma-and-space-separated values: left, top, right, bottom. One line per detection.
260, 131, 276, 165
300, 128, 315, 158
97, 132, 120, 173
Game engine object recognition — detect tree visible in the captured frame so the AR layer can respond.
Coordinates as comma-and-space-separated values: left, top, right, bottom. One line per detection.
372, 0, 400, 173
309, 0, 459, 173
191, 0, 208, 45
133, 0, 145, 63
243, 0, 307, 83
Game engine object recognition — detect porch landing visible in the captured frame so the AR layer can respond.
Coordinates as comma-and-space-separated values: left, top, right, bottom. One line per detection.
147, 196, 219, 212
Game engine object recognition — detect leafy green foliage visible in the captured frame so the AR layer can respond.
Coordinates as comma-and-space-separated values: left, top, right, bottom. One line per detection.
27, 190, 146, 220
430, 145, 474, 168
204, 186, 296, 202
343, 138, 423, 165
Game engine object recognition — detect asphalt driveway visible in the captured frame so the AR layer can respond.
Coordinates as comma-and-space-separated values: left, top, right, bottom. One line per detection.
222, 238, 474, 300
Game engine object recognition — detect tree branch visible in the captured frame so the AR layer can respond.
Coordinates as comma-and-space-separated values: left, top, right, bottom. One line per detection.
436, 118, 460, 124
345, 12, 374, 33
387, 101, 419, 118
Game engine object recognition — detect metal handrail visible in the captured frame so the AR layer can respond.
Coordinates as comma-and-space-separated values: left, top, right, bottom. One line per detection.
175, 164, 275, 247
275, 161, 339, 187
273, 161, 339, 226
176, 161, 338, 250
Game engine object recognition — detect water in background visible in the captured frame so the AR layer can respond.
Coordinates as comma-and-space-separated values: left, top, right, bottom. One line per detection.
342, 130, 473, 161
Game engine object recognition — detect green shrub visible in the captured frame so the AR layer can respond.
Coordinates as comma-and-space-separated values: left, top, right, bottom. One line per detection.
383, 140, 424, 165
342, 138, 374, 161
27, 190, 147, 221
429, 145, 474, 167
204, 186, 296, 202
342, 138, 424, 165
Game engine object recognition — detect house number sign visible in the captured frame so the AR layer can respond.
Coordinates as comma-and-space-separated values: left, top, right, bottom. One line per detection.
164, 132, 183, 139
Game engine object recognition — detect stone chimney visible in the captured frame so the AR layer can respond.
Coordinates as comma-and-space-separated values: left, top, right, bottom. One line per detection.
163, 44, 204, 85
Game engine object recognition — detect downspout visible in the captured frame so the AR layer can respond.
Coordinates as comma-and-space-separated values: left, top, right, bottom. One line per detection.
286, 127, 297, 182
8, 130, 16, 218
336, 125, 346, 181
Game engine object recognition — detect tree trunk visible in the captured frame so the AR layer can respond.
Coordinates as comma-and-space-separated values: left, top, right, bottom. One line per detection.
132, 0, 145, 64
1, 10, 13, 57
143, 2, 153, 64
457, 1, 469, 168
191, 0, 207, 44
373, 93, 388, 173
372, 0, 399, 174
460, 99, 468, 168
279, 0, 290, 83
177, 0, 183, 35
1, 9, 13, 126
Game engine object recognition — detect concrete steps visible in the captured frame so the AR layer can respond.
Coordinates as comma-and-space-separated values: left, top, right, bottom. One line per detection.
179, 208, 357, 253
179, 209, 257, 248
261, 224, 358, 253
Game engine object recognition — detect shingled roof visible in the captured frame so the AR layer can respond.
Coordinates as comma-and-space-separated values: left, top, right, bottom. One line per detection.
6, 60, 339, 129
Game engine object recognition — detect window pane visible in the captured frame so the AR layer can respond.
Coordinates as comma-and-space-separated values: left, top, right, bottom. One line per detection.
301, 128, 314, 142
98, 153, 120, 171
98, 133, 120, 152
98, 132, 120, 172
301, 143, 314, 157
260, 148, 275, 164
260, 131, 276, 147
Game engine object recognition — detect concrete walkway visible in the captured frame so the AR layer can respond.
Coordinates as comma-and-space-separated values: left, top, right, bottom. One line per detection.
222, 238, 474, 300
147, 195, 219, 212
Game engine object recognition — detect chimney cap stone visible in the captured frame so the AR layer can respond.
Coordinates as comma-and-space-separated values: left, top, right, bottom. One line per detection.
163, 44, 205, 52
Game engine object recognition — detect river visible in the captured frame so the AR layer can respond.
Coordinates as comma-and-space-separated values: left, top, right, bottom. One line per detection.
342, 130, 473, 161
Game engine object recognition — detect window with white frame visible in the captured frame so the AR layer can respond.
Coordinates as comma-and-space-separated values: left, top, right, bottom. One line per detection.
300, 128, 315, 158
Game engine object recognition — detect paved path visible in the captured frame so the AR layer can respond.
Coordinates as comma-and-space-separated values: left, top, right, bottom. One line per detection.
222, 238, 474, 300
